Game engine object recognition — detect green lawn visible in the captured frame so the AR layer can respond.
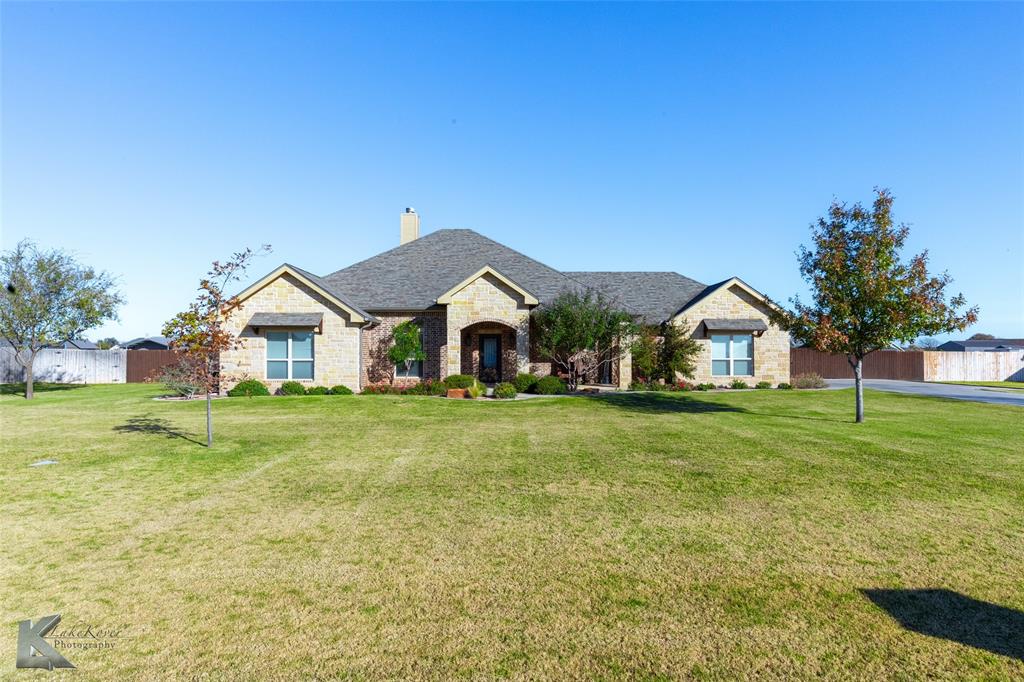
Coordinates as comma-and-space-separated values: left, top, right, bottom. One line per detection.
934, 380, 1024, 390
1, 385, 1022, 680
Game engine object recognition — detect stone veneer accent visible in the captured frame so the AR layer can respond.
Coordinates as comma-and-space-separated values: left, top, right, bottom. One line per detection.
220, 273, 362, 393
445, 273, 531, 378
360, 311, 446, 387
672, 283, 790, 386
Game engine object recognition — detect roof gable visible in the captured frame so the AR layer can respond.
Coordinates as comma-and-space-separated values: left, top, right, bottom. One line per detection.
235, 264, 374, 324
435, 266, 540, 305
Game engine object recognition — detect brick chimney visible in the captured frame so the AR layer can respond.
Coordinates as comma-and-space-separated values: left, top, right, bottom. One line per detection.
400, 207, 419, 245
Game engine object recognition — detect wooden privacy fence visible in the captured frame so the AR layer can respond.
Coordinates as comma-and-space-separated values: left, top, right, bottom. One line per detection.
790, 348, 924, 380
0, 348, 181, 384
791, 348, 1024, 382
0, 347, 126, 384
126, 349, 180, 383
924, 350, 1024, 382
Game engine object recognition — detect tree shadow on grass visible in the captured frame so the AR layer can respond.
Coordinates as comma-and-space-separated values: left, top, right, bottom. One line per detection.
113, 415, 205, 446
862, 588, 1024, 661
586, 392, 748, 415
0, 383, 87, 396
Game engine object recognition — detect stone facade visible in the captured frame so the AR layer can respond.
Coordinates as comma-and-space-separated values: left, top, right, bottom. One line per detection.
672, 282, 790, 386
445, 273, 531, 379
360, 311, 446, 387
220, 273, 362, 393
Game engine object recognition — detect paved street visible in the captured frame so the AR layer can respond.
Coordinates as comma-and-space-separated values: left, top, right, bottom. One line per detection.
826, 379, 1024, 407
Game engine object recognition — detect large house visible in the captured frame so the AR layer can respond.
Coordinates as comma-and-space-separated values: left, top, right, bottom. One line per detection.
221, 210, 790, 393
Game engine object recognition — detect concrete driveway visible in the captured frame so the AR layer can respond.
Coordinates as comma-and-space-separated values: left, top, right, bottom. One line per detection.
826, 379, 1024, 407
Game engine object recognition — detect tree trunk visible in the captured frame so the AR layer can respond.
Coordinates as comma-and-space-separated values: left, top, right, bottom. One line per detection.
25, 356, 34, 400
853, 357, 864, 423
206, 392, 213, 447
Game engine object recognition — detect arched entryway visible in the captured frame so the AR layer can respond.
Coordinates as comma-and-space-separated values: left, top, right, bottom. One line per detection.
459, 321, 518, 383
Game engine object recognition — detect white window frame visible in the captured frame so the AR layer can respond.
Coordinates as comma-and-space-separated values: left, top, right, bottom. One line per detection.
267, 331, 315, 380
711, 334, 754, 376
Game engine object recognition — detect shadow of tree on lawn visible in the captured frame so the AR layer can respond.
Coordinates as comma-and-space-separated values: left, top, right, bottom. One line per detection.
862, 588, 1024, 661
0, 382, 87, 396
113, 415, 205, 446
585, 392, 747, 415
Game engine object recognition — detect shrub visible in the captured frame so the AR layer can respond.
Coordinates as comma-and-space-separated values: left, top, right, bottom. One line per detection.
493, 382, 517, 399
629, 380, 650, 391
305, 386, 330, 395
154, 361, 203, 399
755, 381, 772, 390
793, 372, 827, 389
675, 381, 693, 391
330, 385, 354, 395
479, 367, 499, 384
535, 375, 567, 395
777, 382, 793, 390
227, 378, 270, 398
444, 374, 476, 389
695, 382, 716, 391
730, 379, 749, 390
466, 382, 484, 399
363, 383, 400, 395
279, 381, 307, 396
514, 373, 539, 393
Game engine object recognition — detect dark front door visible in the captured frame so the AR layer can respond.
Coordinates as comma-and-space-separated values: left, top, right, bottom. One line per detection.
479, 334, 502, 382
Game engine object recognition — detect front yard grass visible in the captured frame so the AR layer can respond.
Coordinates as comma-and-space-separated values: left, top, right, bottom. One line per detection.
1, 385, 1022, 679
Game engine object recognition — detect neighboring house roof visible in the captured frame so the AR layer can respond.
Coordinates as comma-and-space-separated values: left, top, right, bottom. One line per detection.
564, 272, 706, 325
324, 229, 580, 310
248, 313, 324, 328
121, 336, 170, 349
937, 339, 1024, 352
48, 339, 98, 350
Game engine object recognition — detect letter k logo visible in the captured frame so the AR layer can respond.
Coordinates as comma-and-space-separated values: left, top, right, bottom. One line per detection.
16, 615, 75, 670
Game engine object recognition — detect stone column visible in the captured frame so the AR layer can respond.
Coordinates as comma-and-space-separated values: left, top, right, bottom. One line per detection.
516, 321, 530, 374
445, 318, 461, 378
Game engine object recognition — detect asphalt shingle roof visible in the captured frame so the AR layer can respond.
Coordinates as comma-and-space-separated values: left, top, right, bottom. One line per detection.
324, 229, 582, 310
248, 313, 324, 327
564, 271, 707, 324
244, 229, 717, 325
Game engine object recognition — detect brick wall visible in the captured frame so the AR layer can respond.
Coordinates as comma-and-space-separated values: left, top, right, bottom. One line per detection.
360, 311, 446, 387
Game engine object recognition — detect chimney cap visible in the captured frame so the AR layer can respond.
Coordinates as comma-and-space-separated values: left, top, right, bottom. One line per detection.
405, 207, 416, 214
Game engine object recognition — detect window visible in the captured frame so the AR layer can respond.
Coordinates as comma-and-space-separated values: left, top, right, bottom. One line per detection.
267, 331, 314, 380
394, 327, 424, 378
711, 334, 753, 376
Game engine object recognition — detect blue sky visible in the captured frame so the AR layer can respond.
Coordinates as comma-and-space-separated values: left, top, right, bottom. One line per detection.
3, 2, 1022, 341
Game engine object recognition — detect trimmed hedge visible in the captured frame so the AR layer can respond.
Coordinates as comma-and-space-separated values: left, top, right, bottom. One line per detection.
444, 374, 477, 389
305, 386, 330, 395
279, 381, 307, 396
513, 373, 538, 393
534, 376, 567, 395
755, 381, 772, 389
493, 382, 517, 399
730, 379, 749, 390
227, 379, 270, 397
777, 382, 793, 390
330, 385, 354, 395
403, 379, 446, 396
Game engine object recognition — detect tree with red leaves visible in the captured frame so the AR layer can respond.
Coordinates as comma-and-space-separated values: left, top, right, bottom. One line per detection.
162, 246, 270, 446
772, 189, 977, 422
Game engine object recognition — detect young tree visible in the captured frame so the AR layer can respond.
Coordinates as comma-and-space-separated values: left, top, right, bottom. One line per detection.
162, 246, 270, 446
96, 337, 120, 350
630, 326, 659, 382
0, 240, 123, 399
657, 321, 701, 384
772, 189, 977, 422
387, 320, 425, 380
531, 290, 638, 391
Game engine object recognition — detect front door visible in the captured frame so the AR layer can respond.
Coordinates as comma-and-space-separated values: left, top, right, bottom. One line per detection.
479, 334, 502, 382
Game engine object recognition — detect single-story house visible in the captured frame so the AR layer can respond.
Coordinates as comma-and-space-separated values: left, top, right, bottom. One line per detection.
937, 339, 1024, 352
120, 336, 171, 351
220, 209, 790, 393
46, 339, 99, 350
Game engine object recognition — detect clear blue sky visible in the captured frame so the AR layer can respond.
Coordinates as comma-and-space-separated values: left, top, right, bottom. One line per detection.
3, 2, 1022, 342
